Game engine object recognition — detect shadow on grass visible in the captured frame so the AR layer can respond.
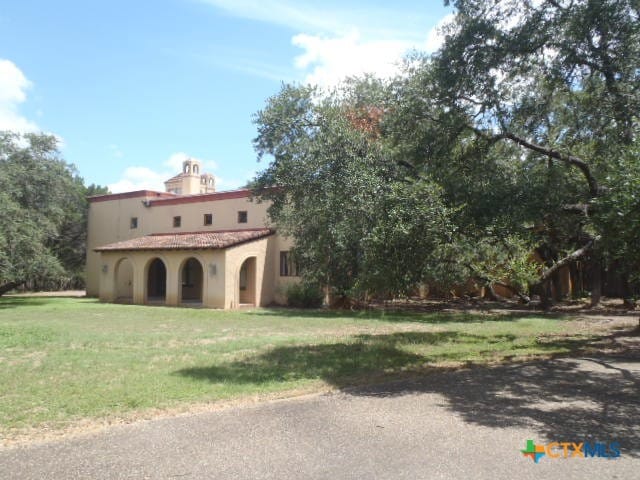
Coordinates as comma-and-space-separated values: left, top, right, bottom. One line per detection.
0, 296, 98, 309
250, 307, 566, 325
0, 297, 53, 309
175, 331, 601, 388
176, 328, 640, 457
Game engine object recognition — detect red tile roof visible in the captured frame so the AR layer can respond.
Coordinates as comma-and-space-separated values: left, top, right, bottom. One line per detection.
164, 173, 184, 183
95, 228, 274, 252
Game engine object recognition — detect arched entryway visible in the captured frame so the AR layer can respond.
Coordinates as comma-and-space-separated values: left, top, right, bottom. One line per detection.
146, 258, 167, 304
114, 257, 133, 303
238, 257, 256, 306
180, 257, 203, 305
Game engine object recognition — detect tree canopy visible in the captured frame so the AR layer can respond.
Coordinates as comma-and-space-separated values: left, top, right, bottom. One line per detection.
253, 0, 640, 304
0, 132, 108, 295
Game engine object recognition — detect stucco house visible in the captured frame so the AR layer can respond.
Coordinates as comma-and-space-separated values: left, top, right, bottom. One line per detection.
86, 159, 298, 309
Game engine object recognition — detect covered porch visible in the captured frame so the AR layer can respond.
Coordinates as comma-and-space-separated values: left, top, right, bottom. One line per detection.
94, 229, 275, 309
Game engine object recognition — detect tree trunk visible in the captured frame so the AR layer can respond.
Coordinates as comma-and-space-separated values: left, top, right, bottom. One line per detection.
0, 281, 25, 297
551, 271, 563, 302
590, 262, 602, 308
540, 280, 553, 311
620, 273, 636, 309
534, 237, 599, 288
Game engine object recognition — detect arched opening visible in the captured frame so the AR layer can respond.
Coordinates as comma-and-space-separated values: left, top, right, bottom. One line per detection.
238, 257, 256, 306
146, 258, 167, 304
180, 257, 203, 305
193, 164, 199, 174
114, 258, 133, 303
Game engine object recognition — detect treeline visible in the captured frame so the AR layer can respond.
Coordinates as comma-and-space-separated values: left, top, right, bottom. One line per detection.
0, 132, 108, 295
252, 0, 640, 307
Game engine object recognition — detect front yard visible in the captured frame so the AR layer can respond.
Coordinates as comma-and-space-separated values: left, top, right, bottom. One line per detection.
0, 297, 631, 444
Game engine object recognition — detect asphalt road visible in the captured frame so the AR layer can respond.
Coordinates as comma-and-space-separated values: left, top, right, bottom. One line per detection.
2, 356, 639, 480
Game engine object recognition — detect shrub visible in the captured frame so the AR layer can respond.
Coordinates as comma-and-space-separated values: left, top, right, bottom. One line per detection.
285, 282, 324, 308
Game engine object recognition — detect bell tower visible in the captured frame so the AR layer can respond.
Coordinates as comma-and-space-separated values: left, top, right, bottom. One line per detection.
164, 158, 216, 195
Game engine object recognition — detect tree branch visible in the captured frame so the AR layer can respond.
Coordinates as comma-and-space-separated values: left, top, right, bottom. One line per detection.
546, 0, 567, 10
533, 236, 600, 287
500, 132, 600, 197
561, 203, 592, 215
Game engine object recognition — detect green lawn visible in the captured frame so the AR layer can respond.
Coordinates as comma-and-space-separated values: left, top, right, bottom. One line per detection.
0, 297, 598, 441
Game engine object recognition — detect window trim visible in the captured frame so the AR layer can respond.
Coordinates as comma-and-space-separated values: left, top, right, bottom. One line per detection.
280, 251, 299, 277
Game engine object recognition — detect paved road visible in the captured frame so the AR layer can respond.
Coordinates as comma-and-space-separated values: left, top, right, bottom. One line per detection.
2, 356, 639, 479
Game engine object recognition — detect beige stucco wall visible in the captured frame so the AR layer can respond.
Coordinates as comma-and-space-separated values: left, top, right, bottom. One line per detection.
86, 192, 273, 297
224, 237, 267, 308
98, 249, 227, 308
87, 189, 301, 308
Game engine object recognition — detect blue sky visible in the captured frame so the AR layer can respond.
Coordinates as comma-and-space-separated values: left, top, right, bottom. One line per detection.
0, 0, 452, 192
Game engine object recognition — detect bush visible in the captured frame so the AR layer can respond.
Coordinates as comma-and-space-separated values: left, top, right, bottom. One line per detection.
285, 282, 324, 308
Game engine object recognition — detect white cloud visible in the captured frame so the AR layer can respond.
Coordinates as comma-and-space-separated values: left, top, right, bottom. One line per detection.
424, 13, 455, 53
108, 152, 221, 193
291, 15, 453, 89
0, 59, 39, 133
200, 0, 342, 35
107, 166, 171, 193
164, 151, 190, 170
292, 31, 411, 88
199, 0, 422, 38
199, 0, 454, 87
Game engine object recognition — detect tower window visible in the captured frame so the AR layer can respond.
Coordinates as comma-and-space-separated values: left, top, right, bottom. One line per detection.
173, 216, 181, 228
204, 213, 213, 225
130, 217, 138, 229
237, 211, 248, 223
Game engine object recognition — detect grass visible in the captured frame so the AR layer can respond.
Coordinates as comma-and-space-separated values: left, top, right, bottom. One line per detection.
0, 297, 604, 441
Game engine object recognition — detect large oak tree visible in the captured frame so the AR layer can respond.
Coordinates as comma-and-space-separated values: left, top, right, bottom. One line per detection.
0, 132, 108, 295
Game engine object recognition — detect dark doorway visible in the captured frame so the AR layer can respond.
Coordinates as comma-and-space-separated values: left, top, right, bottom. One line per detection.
180, 257, 203, 304
147, 258, 167, 303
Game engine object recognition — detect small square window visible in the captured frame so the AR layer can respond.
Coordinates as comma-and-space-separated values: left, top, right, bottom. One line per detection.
173, 216, 181, 228
204, 213, 213, 225
238, 211, 248, 223
130, 217, 138, 229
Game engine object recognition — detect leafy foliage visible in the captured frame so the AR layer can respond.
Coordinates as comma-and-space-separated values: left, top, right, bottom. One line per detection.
284, 282, 324, 308
253, 0, 640, 303
253, 84, 460, 299
592, 146, 640, 283
0, 132, 108, 293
